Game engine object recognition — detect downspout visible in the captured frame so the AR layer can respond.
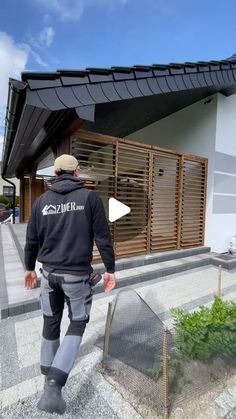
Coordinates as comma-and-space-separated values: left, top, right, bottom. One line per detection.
1, 79, 26, 224
1, 176, 16, 224
2, 79, 27, 176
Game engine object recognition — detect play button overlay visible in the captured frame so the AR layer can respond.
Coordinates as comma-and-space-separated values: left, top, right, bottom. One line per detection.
88, 174, 149, 242
109, 198, 131, 222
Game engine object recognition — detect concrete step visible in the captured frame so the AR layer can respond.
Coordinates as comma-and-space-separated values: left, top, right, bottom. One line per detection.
93, 252, 212, 294
8, 223, 211, 272
93, 246, 211, 273
0, 223, 215, 318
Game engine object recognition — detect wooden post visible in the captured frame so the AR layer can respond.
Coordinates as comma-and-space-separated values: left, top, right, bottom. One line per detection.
113, 140, 119, 256
102, 302, 113, 370
147, 151, 153, 254
163, 326, 169, 419
217, 265, 222, 297
57, 136, 71, 156
177, 155, 184, 250
29, 167, 37, 214
19, 177, 25, 223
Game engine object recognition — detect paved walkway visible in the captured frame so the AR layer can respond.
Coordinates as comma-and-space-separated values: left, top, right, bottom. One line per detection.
2, 224, 236, 417
0, 291, 143, 418
1, 267, 236, 417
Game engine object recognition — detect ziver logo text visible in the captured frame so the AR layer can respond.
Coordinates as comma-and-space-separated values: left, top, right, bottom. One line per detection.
42, 202, 84, 216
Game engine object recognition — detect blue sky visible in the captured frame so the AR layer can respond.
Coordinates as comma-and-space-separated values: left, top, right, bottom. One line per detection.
1, 0, 236, 156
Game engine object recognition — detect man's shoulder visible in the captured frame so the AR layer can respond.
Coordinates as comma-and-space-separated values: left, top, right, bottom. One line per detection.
33, 190, 52, 208
86, 190, 100, 203
36, 190, 51, 202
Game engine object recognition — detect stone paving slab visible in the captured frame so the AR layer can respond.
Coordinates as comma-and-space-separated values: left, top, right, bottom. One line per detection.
195, 383, 236, 419
2, 224, 236, 417
0, 291, 141, 418
2, 266, 236, 418
1, 370, 142, 419
0, 221, 214, 318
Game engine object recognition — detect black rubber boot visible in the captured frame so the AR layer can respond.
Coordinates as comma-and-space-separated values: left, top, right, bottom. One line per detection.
37, 379, 66, 414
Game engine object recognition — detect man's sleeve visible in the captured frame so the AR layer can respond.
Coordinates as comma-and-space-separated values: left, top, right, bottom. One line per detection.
24, 203, 39, 271
89, 193, 115, 273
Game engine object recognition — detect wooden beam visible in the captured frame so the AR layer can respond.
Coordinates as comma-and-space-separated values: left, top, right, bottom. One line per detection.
19, 177, 25, 223
29, 167, 37, 211
177, 155, 184, 250
147, 151, 153, 253
57, 136, 71, 156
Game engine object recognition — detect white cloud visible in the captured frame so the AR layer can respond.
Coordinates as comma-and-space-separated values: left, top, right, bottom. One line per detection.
21, 43, 48, 68
36, 0, 84, 21
35, 0, 127, 22
39, 27, 55, 47
30, 26, 55, 48
0, 32, 29, 158
0, 33, 48, 161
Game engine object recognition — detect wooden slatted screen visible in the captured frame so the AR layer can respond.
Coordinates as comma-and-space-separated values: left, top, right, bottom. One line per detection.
71, 130, 207, 260
72, 135, 115, 260
151, 153, 179, 251
180, 158, 207, 248
115, 144, 149, 258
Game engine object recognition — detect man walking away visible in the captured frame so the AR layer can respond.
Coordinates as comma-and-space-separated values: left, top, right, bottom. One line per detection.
24, 154, 116, 414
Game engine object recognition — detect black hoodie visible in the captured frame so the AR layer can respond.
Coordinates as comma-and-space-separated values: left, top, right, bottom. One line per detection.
24, 175, 115, 275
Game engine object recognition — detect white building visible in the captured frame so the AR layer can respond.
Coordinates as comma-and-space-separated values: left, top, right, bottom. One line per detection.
2, 56, 236, 257
0, 162, 19, 198
127, 93, 236, 253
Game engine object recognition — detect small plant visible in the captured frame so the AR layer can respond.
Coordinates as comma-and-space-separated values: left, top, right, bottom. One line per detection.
171, 297, 236, 361
0, 195, 19, 210
0, 195, 11, 208
148, 356, 184, 394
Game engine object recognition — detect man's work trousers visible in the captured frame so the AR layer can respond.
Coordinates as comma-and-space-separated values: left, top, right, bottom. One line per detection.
40, 270, 93, 386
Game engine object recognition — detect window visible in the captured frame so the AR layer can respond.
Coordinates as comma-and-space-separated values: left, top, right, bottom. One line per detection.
3, 186, 14, 197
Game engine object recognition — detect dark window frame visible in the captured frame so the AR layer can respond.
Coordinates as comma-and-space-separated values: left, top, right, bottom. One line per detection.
3, 186, 14, 197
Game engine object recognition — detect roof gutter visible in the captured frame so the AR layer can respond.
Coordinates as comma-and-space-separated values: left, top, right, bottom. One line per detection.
1, 79, 27, 177
1, 176, 16, 223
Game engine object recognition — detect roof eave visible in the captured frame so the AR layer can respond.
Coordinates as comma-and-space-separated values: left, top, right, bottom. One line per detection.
1, 79, 27, 177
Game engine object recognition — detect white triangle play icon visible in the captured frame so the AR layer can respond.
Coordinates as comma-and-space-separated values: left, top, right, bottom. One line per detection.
109, 198, 131, 222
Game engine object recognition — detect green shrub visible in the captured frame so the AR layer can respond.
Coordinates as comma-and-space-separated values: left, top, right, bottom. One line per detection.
0, 195, 19, 209
171, 297, 236, 361
0, 195, 11, 208
148, 356, 184, 394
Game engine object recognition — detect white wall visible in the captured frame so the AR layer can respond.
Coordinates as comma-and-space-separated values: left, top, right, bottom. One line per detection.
215, 93, 236, 156
211, 93, 236, 252
128, 96, 217, 250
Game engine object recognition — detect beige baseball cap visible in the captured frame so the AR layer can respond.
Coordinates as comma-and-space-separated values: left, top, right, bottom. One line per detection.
54, 154, 79, 172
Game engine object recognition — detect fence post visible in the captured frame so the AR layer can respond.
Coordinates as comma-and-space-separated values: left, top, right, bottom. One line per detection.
163, 326, 169, 419
102, 302, 113, 370
217, 265, 222, 297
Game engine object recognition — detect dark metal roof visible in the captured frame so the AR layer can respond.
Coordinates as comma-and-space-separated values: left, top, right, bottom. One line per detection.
21, 58, 236, 110
3, 55, 236, 178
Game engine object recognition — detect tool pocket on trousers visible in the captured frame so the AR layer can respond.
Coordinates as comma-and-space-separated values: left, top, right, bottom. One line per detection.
62, 276, 92, 321
40, 275, 54, 316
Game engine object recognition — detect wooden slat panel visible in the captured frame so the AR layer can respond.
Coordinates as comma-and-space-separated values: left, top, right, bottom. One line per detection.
151, 153, 179, 252
115, 144, 149, 258
72, 135, 115, 261
71, 129, 207, 261
181, 159, 206, 248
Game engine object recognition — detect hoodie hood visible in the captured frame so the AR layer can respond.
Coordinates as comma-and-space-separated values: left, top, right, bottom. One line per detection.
50, 175, 85, 195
